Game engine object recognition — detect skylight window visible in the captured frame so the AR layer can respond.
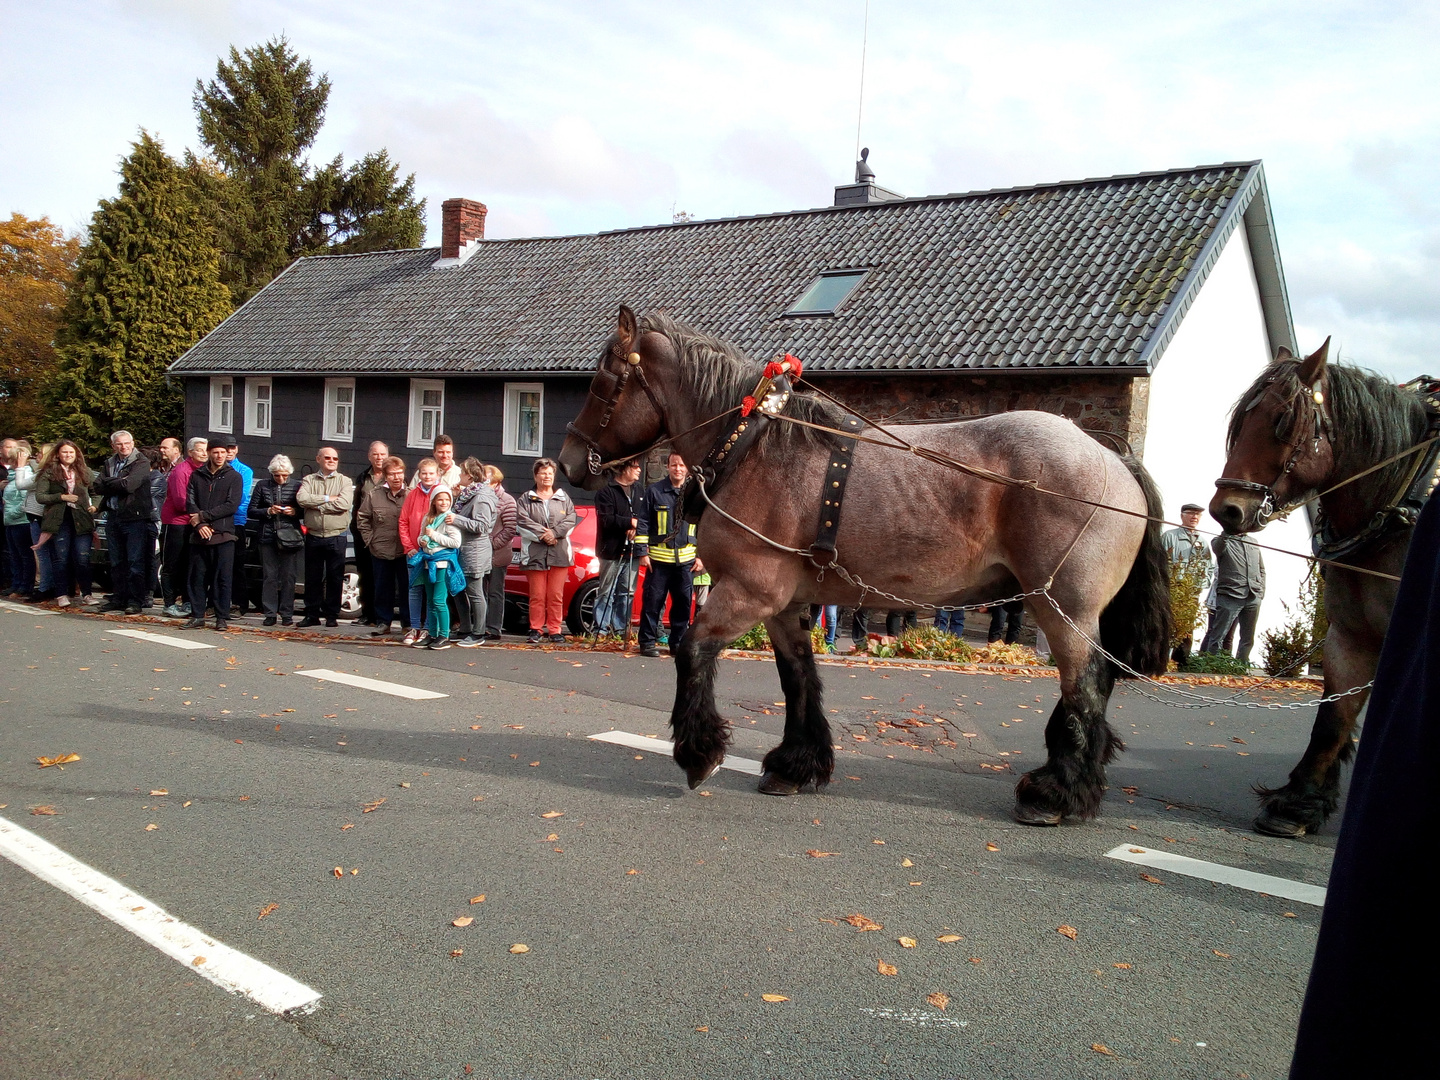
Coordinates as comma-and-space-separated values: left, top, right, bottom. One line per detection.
786, 269, 868, 315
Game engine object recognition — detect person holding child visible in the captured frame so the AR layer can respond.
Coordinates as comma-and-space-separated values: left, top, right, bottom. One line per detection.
409, 486, 464, 650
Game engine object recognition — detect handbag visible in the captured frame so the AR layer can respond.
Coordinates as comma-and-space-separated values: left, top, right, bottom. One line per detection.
274, 516, 304, 550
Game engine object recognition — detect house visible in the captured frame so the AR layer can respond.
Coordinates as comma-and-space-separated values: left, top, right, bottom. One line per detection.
167, 159, 1313, 643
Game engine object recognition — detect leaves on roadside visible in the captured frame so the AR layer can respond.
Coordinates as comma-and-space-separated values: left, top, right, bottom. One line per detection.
1139, 873, 1163, 884
1212, 950, 1231, 958
842, 914, 883, 932
333, 867, 344, 878
341, 823, 355, 830
193, 956, 207, 966
985, 842, 1000, 852
149, 789, 168, 796
450, 949, 464, 958
1282, 912, 1297, 918
30, 805, 57, 815
544, 833, 559, 842
509, 943, 530, 954
1057, 925, 1078, 940
452, 916, 474, 927
876, 960, 898, 976
1121, 786, 1139, 795
1113, 962, 1131, 969
761, 994, 788, 1002
1091, 1043, 1115, 1056
36, 753, 81, 769
361, 798, 386, 813
901, 857, 914, 867
469, 895, 486, 904
258, 903, 278, 920
937, 934, 964, 943
505, 724, 524, 730
898, 937, 917, 949
927, 992, 950, 1011
1129, 847, 1145, 853
145, 823, 158, 831
806, 850, 839, 858
541, 811, 564, 818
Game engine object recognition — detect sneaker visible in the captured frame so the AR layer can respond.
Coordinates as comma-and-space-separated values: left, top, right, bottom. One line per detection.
370, 623, 392, 637
56, 595, 70, 608
262, 616, 277, 626
549, 633, 567, 645
177, 602, 192, 616
427, 636, 452, 650
412, 631, 432, 648
401, 628, 419, 646
455, 634, 482, 648
214, 619, 228, 632
527, 630, 542, 644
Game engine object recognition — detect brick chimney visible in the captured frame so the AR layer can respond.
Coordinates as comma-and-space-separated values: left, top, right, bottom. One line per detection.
440, 198, 487, 259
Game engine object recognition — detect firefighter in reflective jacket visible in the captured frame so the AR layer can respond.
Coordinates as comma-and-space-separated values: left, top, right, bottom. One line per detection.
636, 452, 702, 657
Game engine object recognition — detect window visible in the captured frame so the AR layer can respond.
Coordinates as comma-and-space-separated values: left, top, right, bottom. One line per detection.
503, 382, 543, 457
209, 377, 233, 433
408, 379, 446, 449
244, 377, 273, 437
785, 269, 869, 315
323, 378, 356, 442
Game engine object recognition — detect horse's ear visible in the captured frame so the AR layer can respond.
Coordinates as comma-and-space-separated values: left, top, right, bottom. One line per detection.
616, 305, 638, 349
1297, 336, 1331, 388
1275, 345, 1294, 362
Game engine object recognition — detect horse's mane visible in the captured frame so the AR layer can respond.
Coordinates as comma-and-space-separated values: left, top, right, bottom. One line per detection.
639, 311, 843, 455
1227, 359, 1430, 500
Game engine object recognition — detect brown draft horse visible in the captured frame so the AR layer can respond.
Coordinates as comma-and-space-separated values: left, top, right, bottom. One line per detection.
1212, 339, 1436, 837
559, 308, 1172, 825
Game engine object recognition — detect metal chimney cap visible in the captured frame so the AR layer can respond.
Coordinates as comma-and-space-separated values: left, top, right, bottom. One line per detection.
856, 147, 877, 183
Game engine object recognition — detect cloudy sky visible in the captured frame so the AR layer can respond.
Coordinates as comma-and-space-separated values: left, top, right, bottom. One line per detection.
3, 0, 1436, 378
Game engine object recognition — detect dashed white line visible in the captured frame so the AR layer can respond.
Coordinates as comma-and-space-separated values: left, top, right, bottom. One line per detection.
0, 600, 54, 616
106, 626, 217, 650
294, 668, 448, 700
589, 729, 764, 776
1105, 844, 1327, 906
0, 815, 321, 1015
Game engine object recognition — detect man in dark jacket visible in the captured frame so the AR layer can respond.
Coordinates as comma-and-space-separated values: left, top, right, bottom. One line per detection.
93, 429, 152, 615
594, 458, 644, 635
1200, 532, 1265, 664
183, 443, 242, 631
636, 453, 698, 658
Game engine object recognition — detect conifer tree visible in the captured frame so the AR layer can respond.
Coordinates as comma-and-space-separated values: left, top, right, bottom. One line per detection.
42, 132, 232, 453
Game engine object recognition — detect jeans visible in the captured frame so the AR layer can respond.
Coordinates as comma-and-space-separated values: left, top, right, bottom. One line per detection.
259, 541, 300, 618
987, 600, 1024, 644
595, 554, 639, 632
161, 523, 189, 607
107, 517, 149, 606
527, 566, 568, 634
640, 560, 693, 652
372, 556, 408, 627
885, 610, 918, 636
144, 521, 159, 604
49, 516, 93, 598
484, 566, 507, 635
303, 534, 346, 620
29, 518, 53, 595
933, 608, 965, 635
187, 541, 233, 620
6, 522, 35, 595
230, 529, 251, 614
453, 574, 487, 637
808, 603, 838, 647
1201, 595, 1262, 663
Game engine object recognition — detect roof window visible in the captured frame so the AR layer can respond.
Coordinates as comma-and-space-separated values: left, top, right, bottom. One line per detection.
786, 269, 868, 315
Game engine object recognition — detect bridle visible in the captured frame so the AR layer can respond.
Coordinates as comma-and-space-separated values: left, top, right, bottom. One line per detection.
1214, 371, 1333, 525
565, 343, 670, 475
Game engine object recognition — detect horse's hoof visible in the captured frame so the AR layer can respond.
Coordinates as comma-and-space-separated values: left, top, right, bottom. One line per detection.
758, 773, 803, 796
686, 760, 722, 790
1012, 802, 1062, 827
1253, 810, 1309, 838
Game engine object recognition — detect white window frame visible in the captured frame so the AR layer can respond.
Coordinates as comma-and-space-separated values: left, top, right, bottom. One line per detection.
407, 378, 446, 450
503, 382, 544, 457
244, 377, 273, 438
323, 378, 356, 443
208, 376, 234, 434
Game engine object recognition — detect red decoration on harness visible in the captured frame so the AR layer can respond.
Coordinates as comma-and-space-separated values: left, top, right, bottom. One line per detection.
763, 354, 804, 381
783, 353, 803, 378
741, 395, 757, 417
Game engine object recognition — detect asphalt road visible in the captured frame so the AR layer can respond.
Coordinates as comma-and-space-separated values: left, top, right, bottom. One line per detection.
0, 606, 1343, 1080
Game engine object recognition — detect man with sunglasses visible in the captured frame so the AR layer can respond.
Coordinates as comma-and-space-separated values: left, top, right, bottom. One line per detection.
296, 447, 354, 627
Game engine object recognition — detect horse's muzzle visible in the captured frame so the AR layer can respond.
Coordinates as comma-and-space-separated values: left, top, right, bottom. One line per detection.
1209, 491, 1258, 534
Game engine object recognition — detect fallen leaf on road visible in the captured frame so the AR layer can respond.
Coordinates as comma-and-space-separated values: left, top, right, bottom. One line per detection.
182, 801, 191, 807
324, 714, 338, 719
626, 869, 638, 875
845, 776, 861, 781
1128, 824, 1140, 830
472, 796, 485, 802
399, 782, 410, 788
193, 956, 206, 966
1113, 962, 1131, 969
1129, 847, 1144, 853
529, 762, 540, 767
698, 791, 712, 796
470, 725, 481, 730
30, 806, 57, 815
361, 798, 386, 812
695, 1025, 709, 1031
145, 823, 158, 831
1139, 873, 1163, 884
843, 914, 883, 931
541, 811, 564, 818
985, 842, 1000, 852
968, 957, 982, 964
509, 943, 529, 953
349, 868, 358, 875
258, 904, 278, 920
872, 839, 885, 844
1121, 786, 1139, 795
960, 732, 978, 739
452, 916, 474, 927
877, 960, 898, 976
806, 850, 839, 858
901, 857, 914, 867
341, 823, 354, 830
469, 894, 486, 904
153, 668, 166, 672
937, 934, 964, 943
505, 724, 524, 730
1283, 912, 1297, 918
450, 949, 464, 958
1057, 925, 1078, 940
150, 789, 168, 796
909, 881, 922, 886
1213, 950, 1231, 958
238, 795, 250, 801
1232, 737, 1247, 744
761, 994, 788, 1002
898, 937, 917, 949
1091, 1043, 1115, 1056
544, 833, 559, 841
927, 992, 950, 1010
36, 753, 81, 769
333, 867, 344, 878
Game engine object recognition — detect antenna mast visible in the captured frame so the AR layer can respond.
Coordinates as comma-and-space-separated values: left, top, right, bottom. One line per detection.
854, 0, 870, 162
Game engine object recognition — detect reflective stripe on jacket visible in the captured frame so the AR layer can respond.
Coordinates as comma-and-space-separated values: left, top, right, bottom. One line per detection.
635, 479, 695, 565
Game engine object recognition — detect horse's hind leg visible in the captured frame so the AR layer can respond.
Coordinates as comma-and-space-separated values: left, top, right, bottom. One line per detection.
1013, 620, 1123, 825
758, 602, 834, 795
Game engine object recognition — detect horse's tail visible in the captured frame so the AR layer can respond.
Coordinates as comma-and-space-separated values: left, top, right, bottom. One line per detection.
1098, 456, 1173, 679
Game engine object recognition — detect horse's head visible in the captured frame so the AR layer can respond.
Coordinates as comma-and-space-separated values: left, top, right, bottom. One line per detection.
559, 305, 673, 490
1211, 338, 1335, 533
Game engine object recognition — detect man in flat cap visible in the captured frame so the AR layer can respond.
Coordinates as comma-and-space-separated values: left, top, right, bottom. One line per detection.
1162, 503, 1212, 665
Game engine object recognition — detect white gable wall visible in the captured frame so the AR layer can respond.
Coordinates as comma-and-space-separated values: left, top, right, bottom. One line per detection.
1142, 228, 1312, 656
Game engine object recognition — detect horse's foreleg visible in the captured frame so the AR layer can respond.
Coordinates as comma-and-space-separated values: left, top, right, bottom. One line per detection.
1013, 622, 1122, 825
1254, 629, 1376, 837
758, 602, 834, 795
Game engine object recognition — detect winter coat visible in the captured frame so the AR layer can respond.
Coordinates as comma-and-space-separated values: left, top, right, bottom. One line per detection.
146, 466, 169, 523
595, 478, 645, 560
398, 484, 438, 554
247, 476, 304, 545
162, 458, 197, 526
490, 486, 518, 570
515, 488, 577, 570
351, 466, 386, 542
185, 463, 242, 545
409, 515, 465, 594
93, 450, 152, 524
450, 483, 499, 577
356, 484, 407, 561
230, 458, 255, 527
1211, 533, 1265, 601
36, 468, 96, 534
3, 464, 32, 526
295, 471, 354, 538
635, 479, 696, 565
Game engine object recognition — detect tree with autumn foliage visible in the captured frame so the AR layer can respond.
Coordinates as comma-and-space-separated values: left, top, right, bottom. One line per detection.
41, 133, 232, 453
0, 215, 80, 435
194, 36, 425, 304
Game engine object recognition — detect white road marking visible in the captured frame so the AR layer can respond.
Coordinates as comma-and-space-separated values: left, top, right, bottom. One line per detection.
0, 600, 54, 616
0, 815, 321, 1015
294, 668, 447, 700
1105, 844, 1327, 906
589, 729, 764, 776
106, 627, 217, 650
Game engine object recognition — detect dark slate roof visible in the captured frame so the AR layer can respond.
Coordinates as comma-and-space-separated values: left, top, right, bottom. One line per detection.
170, 161, 1294, 377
